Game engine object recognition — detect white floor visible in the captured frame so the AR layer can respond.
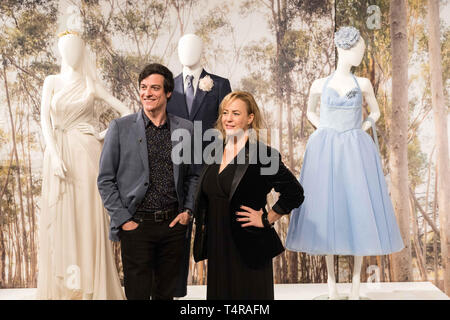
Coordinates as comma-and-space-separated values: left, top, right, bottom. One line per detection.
0, 282, 448, 300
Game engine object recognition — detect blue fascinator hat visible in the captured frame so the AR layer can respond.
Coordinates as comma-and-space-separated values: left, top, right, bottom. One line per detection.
334, 26, 360, 50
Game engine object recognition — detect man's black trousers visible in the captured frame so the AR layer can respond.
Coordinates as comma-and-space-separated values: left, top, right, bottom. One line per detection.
120, 218, 187, 300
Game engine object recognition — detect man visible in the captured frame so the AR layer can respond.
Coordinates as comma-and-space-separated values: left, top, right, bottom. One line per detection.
97, 63, 199, 300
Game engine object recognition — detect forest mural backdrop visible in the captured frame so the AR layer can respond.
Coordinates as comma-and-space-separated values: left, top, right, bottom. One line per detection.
0, 0, 449, 295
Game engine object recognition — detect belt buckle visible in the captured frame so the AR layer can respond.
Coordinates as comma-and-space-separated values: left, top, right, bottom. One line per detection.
154, 212, 164, 223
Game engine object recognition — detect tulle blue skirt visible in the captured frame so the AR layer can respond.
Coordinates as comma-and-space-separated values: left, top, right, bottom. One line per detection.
286, 127, 404, 256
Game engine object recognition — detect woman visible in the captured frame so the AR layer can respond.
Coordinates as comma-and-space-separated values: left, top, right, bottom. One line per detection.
193, 91, 304, 300
37, 31, 130, 299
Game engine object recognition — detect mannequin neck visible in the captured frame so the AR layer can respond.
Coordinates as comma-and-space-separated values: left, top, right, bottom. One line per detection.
183, 62, 203, 76
61, 65, 83, 81
335, 59, 353, 77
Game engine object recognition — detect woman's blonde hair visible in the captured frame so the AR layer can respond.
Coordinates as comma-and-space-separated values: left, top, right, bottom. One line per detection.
215, 91, 267, 143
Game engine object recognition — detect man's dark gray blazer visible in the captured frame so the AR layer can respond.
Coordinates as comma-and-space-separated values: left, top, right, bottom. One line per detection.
97, 111, 199, 242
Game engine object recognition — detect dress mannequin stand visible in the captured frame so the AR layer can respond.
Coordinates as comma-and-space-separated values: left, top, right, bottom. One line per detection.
37, 32, 130, 299
326, 255, 363, 300
310, 37, 375, 300
168, 33, 232, 298
285, 28, 404, 300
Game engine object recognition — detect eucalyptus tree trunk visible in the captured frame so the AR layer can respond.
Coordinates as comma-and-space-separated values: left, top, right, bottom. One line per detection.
427, 0, 450, 295
389, 0, 413, 281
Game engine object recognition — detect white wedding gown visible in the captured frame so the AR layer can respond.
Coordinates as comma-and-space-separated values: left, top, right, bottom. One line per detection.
37, 76, 124, 299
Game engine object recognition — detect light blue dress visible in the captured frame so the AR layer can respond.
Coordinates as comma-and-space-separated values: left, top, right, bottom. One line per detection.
286, 73, 404, 256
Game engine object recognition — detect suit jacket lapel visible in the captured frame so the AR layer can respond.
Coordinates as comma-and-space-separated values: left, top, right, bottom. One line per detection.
189, 69, 208, 121
174, 73, 189, 118
132, 111, 150, 176
168, 113, 181, 192
228, 142, 255, 201
194, 164, 210, 209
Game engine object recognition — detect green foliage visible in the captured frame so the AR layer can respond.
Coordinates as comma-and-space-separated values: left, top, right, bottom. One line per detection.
293, 0, 331, 17
80, 0, 195, 110
110, 1, 167, 39
194, 4, 232, 56
408, 137, 427, 187
193, 4, 238, 73
239, 40, 275, 124
0, 0, 54, 12
0, 1, 59, 200
279, 30, 310, 74
29, 60, 59, 81
0, 2, 57, 56
238, 0, 258, 17
240, 73, 271, 97
0, 0, 59, 119
98, 53, 145, 99
242, 40, 274, 73
195, 10, 228, 42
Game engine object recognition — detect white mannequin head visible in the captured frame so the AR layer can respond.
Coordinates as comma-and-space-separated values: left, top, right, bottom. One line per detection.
337, 36, 365, 67
178, 34, 203, 68
57, 32, 96, 92
58, 33, 85, 70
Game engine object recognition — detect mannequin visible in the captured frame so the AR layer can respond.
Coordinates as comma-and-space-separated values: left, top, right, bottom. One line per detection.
167, 33, 232, 298
167, 33, 231, 134
285, 27, 404, 300
41, 32, 130, 179
307, 36, 380, 133
308, 35, 377, 300
37, 31, 130, 299
178, 33, 204, 95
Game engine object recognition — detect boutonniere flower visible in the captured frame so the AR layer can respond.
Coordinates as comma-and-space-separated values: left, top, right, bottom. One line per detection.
345, 88, 358, 99
199, 75, 214, 92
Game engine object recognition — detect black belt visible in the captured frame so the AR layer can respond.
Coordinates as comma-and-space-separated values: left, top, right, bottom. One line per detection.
134, 206, 178, 223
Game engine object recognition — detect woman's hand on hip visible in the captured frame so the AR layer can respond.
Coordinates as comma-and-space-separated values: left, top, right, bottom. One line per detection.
236, 205, 264, 228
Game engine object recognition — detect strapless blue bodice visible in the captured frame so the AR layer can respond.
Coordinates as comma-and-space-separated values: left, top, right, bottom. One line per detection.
319, 73, 363, 132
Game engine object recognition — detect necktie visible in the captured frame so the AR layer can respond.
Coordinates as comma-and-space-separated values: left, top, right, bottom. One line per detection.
185, 75, 194, 115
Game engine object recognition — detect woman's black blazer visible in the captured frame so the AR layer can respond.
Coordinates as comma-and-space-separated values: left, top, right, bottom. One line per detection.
193, 141, 304, 268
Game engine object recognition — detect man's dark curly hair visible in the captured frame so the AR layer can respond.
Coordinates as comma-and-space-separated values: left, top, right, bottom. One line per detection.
138, 63, 174, 99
